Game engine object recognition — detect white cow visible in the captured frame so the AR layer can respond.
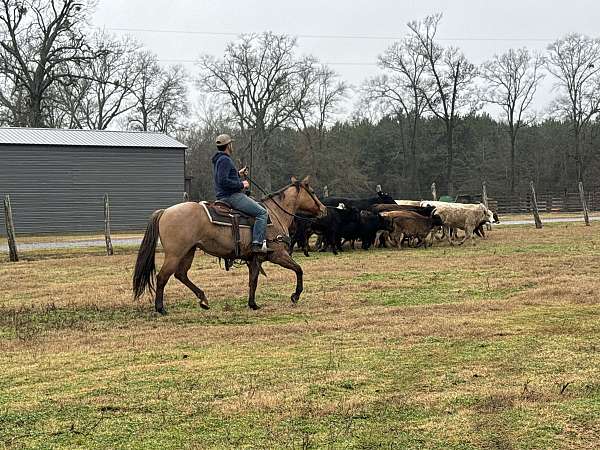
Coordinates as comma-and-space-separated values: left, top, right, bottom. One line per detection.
420, 201, 497, 245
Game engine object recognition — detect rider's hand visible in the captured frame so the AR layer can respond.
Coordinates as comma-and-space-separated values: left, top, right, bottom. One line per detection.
242, 180, 250, 189
239, 166, 249, 177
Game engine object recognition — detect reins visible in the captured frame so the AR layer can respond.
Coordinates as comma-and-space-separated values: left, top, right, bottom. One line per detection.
246, 175, 320, 222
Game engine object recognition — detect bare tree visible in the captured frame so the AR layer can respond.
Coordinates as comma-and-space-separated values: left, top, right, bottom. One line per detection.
291, 61, 347, 184
480, 48, 545, 194
0, 0, 96, 127
151, 65, 188, 134
367, 36, 428, 192
127, 51, 188, 134
77, 32, 139, 129
408, 14, 479, 195
547, 33, 600, 184
197, 32, 310, 191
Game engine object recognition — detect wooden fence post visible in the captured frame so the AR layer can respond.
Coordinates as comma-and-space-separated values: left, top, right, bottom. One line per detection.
578, 181, 590, 226
482, 181, 491, 231
431, 182, 437, 201
103, 194, 113, 256
3, 195, 19, 262
530, 181, 543, 229
323, 185, 329, 198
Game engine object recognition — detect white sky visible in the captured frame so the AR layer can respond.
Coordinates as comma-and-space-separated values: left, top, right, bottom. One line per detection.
92, 0, 600, 120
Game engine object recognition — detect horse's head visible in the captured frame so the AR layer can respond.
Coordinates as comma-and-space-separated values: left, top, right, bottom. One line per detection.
291, 176, 327, 217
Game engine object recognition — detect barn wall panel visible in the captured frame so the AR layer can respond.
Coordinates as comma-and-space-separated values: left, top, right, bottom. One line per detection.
0, 145, 184, 235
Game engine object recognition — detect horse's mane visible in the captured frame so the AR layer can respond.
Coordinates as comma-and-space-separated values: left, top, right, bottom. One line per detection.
261, 182, 300, 202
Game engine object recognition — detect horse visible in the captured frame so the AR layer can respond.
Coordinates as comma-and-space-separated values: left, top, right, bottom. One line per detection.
132, 176, 326, 313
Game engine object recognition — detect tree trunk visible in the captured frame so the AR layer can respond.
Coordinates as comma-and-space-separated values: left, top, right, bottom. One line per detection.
445, 123, 454, 196
29, 95, 44, 127
410, 113, 419, 193
574, 130, 583, 183
510, 132, 517, 195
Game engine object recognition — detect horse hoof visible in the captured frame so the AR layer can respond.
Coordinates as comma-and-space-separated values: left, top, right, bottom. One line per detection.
199, 300, 210, 310
156, 308, 167, 315
290, 293, 300, 304
249, 303, 261, 310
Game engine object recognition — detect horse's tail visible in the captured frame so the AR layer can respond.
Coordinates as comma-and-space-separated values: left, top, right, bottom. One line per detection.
133, 209, 165, 300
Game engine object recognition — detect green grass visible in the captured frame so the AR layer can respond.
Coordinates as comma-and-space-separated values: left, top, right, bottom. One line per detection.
1, 222, 599, 448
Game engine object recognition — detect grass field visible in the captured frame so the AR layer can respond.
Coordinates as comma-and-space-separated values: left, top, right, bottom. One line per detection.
1, 222, 599, 449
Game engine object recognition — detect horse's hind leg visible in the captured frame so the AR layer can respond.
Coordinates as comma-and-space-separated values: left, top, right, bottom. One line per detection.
175, 247, 209, 310
155, 255, 179, 315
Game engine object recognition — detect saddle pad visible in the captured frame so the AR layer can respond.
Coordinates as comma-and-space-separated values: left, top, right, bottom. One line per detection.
200, 201, 273, 228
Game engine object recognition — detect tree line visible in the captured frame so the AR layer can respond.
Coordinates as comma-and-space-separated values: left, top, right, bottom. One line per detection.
2, 3, 600, 199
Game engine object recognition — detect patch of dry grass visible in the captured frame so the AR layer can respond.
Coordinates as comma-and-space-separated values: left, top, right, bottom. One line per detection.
0, 222, 599, 448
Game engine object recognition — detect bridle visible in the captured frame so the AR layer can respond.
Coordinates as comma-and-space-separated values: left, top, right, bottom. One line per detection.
247, 175, 322, 222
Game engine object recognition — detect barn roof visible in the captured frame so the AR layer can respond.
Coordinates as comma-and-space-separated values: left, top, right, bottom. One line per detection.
0, 127, 186, 149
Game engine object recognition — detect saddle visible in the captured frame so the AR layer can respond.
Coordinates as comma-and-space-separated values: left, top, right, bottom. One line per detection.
200, 200, 273, 228
200, 200, 273, 260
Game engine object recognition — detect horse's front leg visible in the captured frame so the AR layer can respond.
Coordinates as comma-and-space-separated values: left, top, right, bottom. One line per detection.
247, 257, 261, 310
269, 250, 303, 304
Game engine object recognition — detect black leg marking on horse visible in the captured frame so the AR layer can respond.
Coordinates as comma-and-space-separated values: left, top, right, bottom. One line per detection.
247, 257, 261, 310
270, 252, 303, 304
155, 257, 178, 315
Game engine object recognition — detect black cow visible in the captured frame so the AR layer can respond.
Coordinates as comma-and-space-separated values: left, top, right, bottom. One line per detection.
288, 214, 314, 256
322, 190, 396, 210
289, 206, 361, 256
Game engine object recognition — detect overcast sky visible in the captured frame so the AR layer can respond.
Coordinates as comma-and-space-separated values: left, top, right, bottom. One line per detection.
92, 0, 600, 119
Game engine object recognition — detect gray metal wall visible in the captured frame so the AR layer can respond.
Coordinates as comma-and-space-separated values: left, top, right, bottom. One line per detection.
0, 145, 184, 235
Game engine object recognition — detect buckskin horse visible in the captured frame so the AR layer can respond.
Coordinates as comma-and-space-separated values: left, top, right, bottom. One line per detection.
133, 176, 326, 313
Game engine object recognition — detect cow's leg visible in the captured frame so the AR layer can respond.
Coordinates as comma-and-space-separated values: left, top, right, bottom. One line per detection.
457, 226, 472, 245
175, 247, 209, 310
302, 230, 312, 256
446, 226, 455, 246
396, 232, 404, 249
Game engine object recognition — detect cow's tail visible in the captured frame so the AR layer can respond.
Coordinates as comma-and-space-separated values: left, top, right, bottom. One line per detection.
133, 209, 164, 300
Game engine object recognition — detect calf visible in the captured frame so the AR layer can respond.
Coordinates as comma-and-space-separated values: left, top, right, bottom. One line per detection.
381, 210, 444, 248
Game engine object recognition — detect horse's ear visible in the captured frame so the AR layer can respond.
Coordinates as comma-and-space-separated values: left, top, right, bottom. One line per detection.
290, 176, 298, 183
302, 176, 310, 184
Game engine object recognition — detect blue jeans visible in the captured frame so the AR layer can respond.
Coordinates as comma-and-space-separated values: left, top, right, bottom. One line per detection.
220, 192, 268, 244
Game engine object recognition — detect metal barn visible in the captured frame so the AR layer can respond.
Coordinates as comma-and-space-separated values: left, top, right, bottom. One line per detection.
0, 128, 186, 235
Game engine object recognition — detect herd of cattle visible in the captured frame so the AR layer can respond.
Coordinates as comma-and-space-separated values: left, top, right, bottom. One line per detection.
289, 189, 500, 256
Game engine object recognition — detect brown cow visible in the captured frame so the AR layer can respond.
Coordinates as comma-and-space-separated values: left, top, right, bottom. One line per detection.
381, 210, 444, 248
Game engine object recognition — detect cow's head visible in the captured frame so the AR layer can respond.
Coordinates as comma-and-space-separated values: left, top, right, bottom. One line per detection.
483, 207, 499, 224
376, 188, 396, 205
431, 213, 444, 227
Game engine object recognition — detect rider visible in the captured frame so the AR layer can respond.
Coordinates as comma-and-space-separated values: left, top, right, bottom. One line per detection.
211, 134, 272, 254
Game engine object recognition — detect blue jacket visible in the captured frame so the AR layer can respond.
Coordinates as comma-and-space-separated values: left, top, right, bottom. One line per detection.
212, 151, 244, 199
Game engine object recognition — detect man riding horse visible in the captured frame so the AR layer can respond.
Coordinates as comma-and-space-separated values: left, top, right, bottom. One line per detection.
211, 134, 272, 254
133, 133, 326, 313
